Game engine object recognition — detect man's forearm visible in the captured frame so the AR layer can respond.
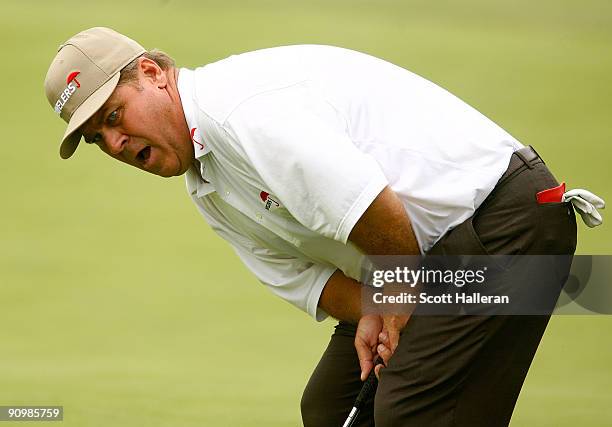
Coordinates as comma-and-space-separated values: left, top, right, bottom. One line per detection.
320, 186, 420, 324
318, 269, 363, 324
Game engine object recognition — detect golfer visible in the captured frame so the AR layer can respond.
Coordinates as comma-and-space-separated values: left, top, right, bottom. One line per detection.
44, 27, 604, 426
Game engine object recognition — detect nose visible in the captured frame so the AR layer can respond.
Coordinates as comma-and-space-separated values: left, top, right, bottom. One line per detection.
102, 128, 128, 156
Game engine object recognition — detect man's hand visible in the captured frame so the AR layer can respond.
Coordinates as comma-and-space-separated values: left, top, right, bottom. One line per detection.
377, 314, 410, 368
355, 314, 384, 381
356, 314, 411, 380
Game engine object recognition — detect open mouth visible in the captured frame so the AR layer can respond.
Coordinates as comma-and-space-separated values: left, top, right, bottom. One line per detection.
136, 146, 151, 165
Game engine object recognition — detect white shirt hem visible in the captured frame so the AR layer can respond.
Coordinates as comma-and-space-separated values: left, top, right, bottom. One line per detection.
335, 172, 389, 244
307, 265, 337, 322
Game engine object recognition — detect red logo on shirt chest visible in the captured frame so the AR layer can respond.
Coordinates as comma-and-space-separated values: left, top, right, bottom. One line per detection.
260, 191, 280, 211
190, 127, 205, 150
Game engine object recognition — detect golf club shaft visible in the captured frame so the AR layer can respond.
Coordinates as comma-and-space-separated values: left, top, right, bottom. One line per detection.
342, 407, 360, 427
342, 359, 384, 427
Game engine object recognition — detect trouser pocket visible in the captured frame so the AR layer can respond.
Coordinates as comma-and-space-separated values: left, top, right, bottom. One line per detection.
535, 202, 577, 255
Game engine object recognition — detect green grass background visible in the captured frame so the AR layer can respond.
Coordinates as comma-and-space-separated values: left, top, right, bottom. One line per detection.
1, 0, 611, 425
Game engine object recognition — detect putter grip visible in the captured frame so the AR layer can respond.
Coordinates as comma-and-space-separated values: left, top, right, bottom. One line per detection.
354, 360, 384, 408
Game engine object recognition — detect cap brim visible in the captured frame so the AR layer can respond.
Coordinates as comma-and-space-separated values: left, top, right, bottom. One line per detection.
59, 73, 121, 159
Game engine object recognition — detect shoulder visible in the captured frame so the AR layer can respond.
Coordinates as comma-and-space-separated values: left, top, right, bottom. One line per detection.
188, 45, 362, 123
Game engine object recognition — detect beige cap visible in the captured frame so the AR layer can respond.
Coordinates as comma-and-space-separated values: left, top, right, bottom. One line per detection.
44, 27, 145, 159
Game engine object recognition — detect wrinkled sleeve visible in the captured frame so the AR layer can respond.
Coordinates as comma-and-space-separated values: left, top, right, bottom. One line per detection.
190, 193, 334, 321
231, 242, 335, 322
224, 82, 389, 244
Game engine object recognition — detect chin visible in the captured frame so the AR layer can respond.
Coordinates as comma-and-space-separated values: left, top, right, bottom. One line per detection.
155, 166, 178, 178
176, 162, 191, 176
174, 152, 193, 176
156, 160, 189, 178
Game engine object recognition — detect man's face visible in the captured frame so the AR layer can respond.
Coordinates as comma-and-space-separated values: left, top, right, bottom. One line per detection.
79, 59, 193, 177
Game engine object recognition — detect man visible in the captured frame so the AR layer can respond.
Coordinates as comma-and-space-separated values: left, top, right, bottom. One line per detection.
44, 27, 604, 426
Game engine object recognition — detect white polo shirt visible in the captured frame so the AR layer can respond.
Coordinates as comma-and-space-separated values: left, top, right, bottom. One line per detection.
177, 45, 522, 321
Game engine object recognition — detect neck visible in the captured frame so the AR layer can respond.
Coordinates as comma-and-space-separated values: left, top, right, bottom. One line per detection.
168, 67, 194, 160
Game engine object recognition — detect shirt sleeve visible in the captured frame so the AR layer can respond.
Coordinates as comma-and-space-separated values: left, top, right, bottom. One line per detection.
224, 82, 389, 244
231, 242, 335, 322
190, 192, 334, 321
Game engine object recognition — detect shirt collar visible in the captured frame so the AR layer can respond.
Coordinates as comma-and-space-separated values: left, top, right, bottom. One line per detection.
177, 67, 212, 158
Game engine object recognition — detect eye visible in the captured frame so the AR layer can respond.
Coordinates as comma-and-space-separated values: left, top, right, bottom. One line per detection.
107, 109, 120, 125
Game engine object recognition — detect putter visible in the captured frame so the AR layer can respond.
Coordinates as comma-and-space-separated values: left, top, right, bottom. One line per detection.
342, 359, 385, 427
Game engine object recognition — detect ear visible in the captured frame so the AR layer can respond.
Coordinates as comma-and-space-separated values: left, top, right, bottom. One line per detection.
138, 57, 167, 88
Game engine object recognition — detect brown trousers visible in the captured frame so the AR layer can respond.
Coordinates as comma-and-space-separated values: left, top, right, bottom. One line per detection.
301, 146, 577, 427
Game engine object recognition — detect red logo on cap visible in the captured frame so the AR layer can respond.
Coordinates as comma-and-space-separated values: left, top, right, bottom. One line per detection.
190, 128, 205, 150
54, 70, 81, 114
66, 71, 81, 88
